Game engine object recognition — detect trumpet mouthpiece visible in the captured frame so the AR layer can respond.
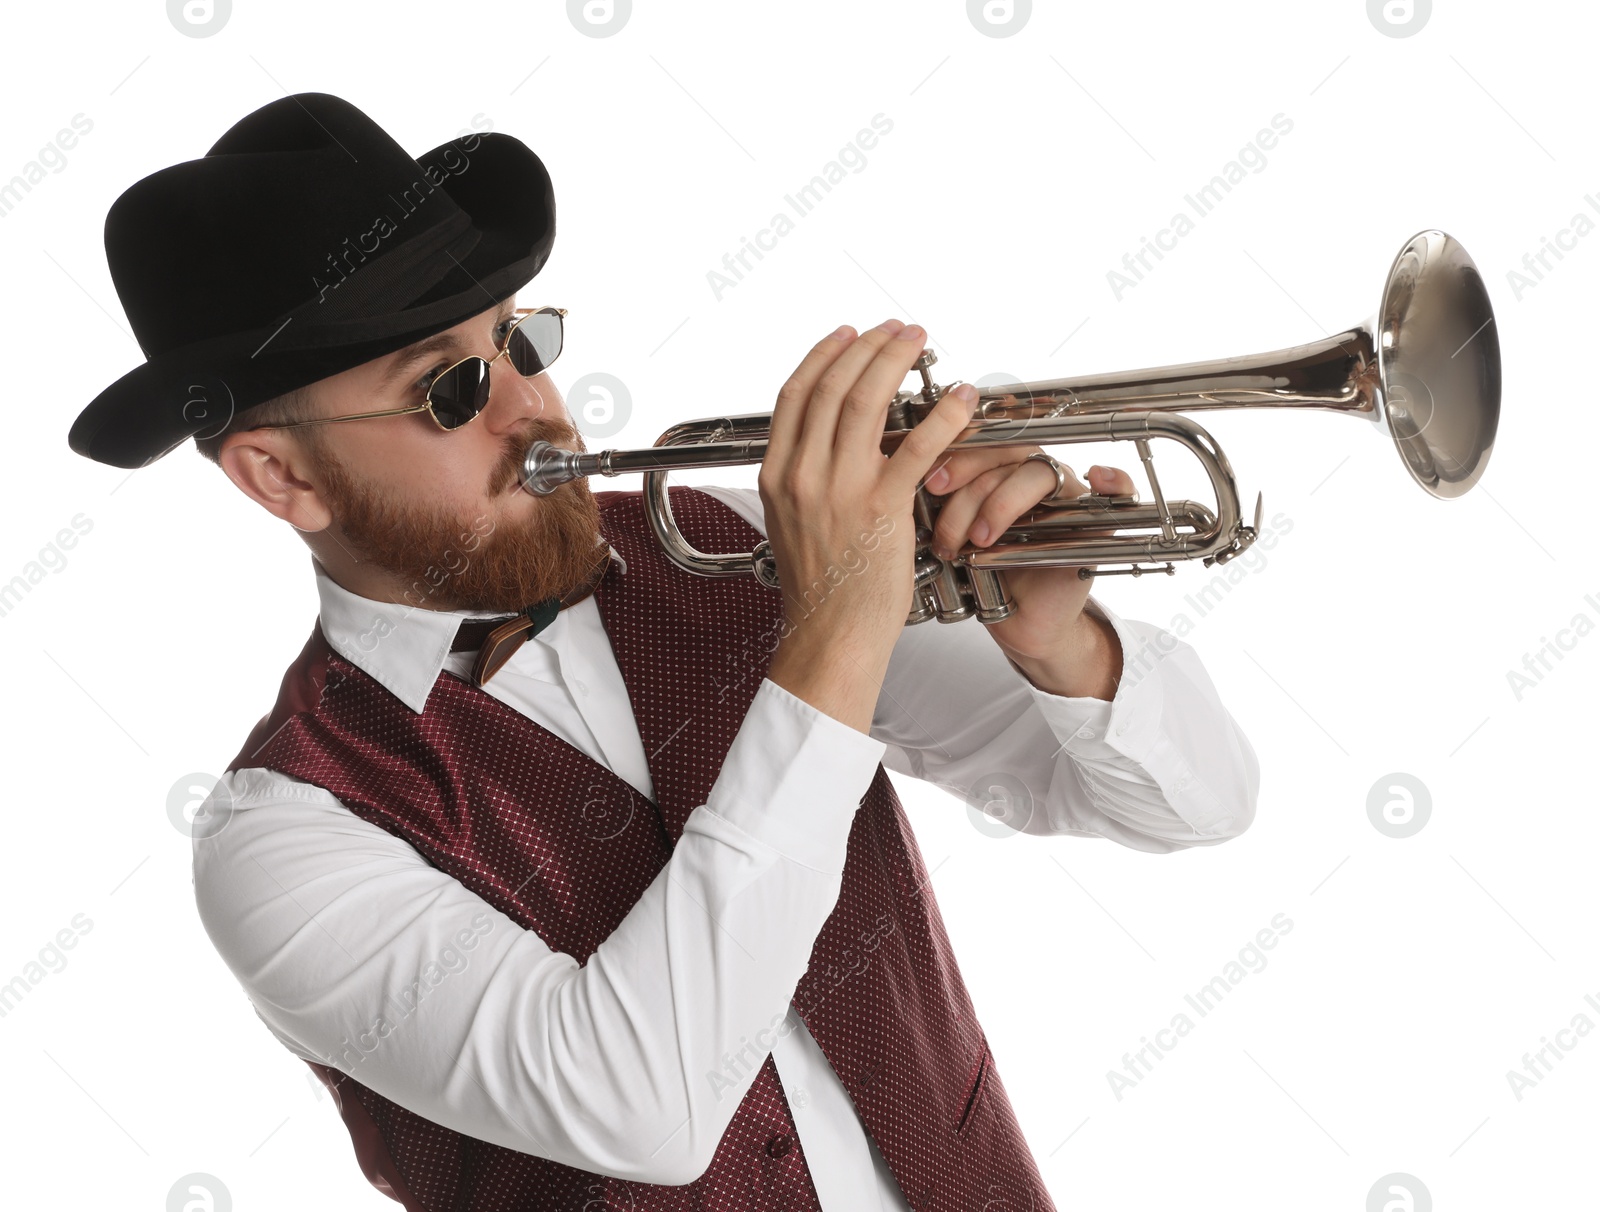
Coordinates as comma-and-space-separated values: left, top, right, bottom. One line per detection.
519, 440, 581, 496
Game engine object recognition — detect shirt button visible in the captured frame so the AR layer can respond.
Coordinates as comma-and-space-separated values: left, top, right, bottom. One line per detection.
1075, 726, 1095, 740
573, 679, 588, 694
765, 1133, 793, 1157
1174, 776, 1190, 791
1115, 720, 1128, 735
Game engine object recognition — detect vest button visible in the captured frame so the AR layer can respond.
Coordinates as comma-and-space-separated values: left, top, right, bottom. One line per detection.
765, 1133, 793, 1157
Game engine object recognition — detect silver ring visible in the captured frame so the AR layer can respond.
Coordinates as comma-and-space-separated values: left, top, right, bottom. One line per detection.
1022, 451, 1078, 505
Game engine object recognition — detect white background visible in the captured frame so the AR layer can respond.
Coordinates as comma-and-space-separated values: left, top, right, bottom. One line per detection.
1, 0, 1592, 1208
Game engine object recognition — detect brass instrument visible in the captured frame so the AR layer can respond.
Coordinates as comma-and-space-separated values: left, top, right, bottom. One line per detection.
520, 230, 1499, 626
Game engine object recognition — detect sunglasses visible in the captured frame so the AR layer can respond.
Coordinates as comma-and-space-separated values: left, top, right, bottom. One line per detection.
249, 306, 566, 434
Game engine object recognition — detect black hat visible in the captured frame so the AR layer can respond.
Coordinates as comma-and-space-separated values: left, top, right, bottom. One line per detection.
69, 92, 556, 469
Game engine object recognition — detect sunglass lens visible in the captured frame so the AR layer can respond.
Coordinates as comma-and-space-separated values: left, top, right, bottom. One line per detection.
424, 314, 562, 430
508, 312, 563, 376
427, 360, 491, 429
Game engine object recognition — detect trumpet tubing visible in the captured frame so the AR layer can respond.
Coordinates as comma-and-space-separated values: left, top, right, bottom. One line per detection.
520, 230, 1500, 627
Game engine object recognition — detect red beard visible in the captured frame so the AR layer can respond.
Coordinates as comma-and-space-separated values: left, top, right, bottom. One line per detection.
310, 418, 606, 613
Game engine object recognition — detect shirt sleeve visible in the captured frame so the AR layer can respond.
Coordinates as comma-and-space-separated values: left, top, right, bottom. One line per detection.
692, 483, 1260, 854
192, 677, 886, 1187
879, 592, 1261, 851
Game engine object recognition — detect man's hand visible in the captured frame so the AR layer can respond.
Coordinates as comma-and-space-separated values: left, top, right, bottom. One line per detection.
924, 444, 1138, 700
760, 318, 982, 731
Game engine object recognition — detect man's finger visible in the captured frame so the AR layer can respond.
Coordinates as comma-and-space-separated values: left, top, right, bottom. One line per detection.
791, 319, 911, 471
767, 324, 859, 461
1086, 464, 1138, 498
828, 321, 936, 474
931, 458, 1075, 557
924, 444, 1048, 495
884, 381, 981, 502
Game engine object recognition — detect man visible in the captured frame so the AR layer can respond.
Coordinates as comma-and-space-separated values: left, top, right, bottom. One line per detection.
70, 93, 1259, 1210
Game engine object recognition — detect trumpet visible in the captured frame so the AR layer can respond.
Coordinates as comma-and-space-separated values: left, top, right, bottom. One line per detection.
520, 230, 1500, 626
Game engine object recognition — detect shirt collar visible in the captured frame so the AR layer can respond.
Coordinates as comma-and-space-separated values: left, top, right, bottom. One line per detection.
313, 541, 626, 714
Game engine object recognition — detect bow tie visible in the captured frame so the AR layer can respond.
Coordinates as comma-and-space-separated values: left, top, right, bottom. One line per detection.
449, 545, 611, 688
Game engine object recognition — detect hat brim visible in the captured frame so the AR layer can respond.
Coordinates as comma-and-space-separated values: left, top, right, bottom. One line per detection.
69, 131, 556, 469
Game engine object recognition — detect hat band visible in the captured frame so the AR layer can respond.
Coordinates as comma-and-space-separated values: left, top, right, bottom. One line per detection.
267, 206, 483, 348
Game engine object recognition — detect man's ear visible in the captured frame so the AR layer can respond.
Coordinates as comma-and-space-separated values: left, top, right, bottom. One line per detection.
218, 431, 334, 533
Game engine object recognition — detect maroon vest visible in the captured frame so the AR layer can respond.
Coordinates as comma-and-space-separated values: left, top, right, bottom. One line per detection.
226, 485, 1054, 1212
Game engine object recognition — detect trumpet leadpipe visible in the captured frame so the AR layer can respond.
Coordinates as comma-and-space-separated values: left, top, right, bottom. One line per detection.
520, 433, 770, 495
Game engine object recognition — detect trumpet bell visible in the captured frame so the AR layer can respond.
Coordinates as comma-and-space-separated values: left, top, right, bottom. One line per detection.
1376, 230, 1500, 499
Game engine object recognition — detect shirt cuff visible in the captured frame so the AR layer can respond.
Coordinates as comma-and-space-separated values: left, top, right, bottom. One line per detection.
701, 677, 889, 875
1008, 596, 1165, 759
1013, 596, 1247, 839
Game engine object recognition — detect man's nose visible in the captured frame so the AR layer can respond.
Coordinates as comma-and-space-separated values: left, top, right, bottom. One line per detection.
480, 359, 558, 434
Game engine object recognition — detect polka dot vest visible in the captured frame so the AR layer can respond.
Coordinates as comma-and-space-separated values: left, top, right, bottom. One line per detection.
226, 486, 1054, 1211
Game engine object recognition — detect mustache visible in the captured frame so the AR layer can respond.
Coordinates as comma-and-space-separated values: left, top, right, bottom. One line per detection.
494, 420, 585, 495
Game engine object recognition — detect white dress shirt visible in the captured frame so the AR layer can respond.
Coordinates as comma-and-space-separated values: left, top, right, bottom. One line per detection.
192, 484, 1259, 1208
